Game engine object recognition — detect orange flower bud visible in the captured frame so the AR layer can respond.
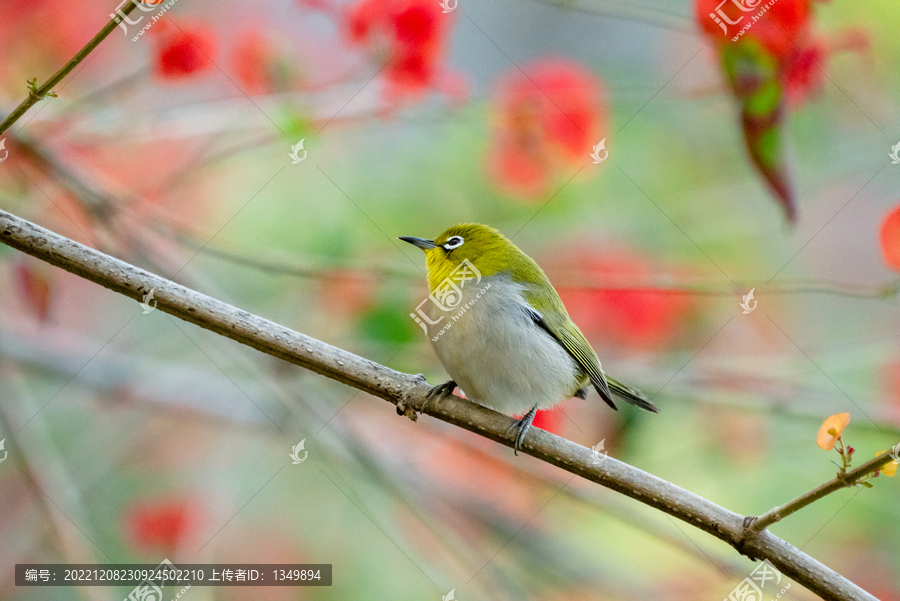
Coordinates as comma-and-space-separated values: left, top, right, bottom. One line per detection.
816, 413, 850, 450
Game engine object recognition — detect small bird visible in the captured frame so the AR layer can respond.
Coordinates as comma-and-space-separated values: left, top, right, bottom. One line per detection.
399, 224, 658, 454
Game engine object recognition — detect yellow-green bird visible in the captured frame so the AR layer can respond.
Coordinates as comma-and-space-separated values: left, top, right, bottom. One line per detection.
399, 223, 658, 454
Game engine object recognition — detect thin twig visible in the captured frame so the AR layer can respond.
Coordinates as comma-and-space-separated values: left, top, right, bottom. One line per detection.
170, 236, 900, 300
522, 0, 696, 34
748, 448, 900, 533
174, 234, 417, 281
0, 387, 110, 601
0, 208, 882, 601
0, 2, 139, 135
12, 107, 900, 302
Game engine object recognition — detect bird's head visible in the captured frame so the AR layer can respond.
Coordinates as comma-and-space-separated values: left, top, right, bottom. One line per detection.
399, 223, 517, 291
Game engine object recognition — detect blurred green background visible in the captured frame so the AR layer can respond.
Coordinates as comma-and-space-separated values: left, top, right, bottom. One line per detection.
1, 0, 899, 599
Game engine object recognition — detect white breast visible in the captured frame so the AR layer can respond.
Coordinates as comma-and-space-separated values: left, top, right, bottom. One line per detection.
424, 274, 581, 416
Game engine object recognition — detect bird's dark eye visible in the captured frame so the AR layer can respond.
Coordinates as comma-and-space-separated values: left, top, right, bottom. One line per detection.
443, 236, 464, 250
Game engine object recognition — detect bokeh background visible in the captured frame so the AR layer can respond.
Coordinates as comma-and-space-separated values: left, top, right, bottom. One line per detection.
1, 0, 899, 599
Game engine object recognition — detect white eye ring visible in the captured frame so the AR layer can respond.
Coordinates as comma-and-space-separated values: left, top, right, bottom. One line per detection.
443, 236, 464, 250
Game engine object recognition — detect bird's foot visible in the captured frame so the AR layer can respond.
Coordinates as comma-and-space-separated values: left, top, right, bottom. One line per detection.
422, 380, 456, 413
506, 405, 538, 456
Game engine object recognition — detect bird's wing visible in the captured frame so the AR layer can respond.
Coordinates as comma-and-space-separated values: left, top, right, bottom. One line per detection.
525, 305, 618, 411
511, 257, 655, 412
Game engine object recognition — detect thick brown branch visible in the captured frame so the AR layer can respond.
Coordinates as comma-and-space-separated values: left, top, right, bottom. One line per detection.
0, 209, 880, 601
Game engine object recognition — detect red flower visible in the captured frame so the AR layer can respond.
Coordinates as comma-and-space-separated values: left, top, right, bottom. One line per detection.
695, 0, 811, 58
125, 500, 196, 551
318, 270, 376, 317
232, 31, 293, 95
546, 248, 693, 350
880, 204, 900, 271
786, 30, 869, 106
695, 0, 814, 103
531, 407, 565, 436
153, 23, 216, 80
780, 37, 826, 106
344, 0, 451, 99
488, 58, 605, 198
698, 0, 867, 106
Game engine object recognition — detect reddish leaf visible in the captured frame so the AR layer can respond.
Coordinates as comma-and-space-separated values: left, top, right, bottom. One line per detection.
721, 36, 796, 221
14, 262, 52, 322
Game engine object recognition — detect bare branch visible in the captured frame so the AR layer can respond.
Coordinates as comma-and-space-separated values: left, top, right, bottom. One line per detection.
0, 393, 110, 601
0, 208, 880, 601
749, 450, 900, 533
0, 2, 139, 135
173, 235, 900, 300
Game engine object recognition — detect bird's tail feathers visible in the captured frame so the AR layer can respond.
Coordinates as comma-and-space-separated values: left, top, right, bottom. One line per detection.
607, 377, 658, 413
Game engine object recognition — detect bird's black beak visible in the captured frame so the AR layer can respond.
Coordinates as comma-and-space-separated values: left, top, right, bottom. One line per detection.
398, 236, 437, 250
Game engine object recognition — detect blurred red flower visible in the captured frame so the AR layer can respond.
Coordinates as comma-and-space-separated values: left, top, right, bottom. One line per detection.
531, 407, 565, 436
695, 0, 811, 57
0, 0, 102, 89
318, 270, 376, 317
153, 23, 217, 80
125, 500, 196, 551
788, 29, 868, 105
880, 204, 900, 271
546, 248, 693, 350
344, 0, 451, 99
488, 58, 605, 198
232, 31, 294, 95
779, 37, 826, 106
697, 0, 867, 107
